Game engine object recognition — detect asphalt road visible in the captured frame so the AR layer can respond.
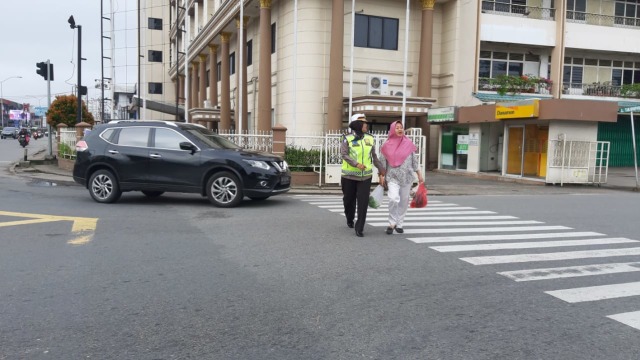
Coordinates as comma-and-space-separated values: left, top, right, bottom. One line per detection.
1, 139, 639, 359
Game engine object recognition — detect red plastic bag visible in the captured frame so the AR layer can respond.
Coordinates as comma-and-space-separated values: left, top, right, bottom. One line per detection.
410, 183, 428, 208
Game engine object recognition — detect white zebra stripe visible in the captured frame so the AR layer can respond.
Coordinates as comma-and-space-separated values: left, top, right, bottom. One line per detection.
407, 232, 603, 244
499, 262, 640, 282
368, 220, 542, 227
328, 209, 486, 214
403, 225, 570, 235
461, 247, 640, 265
545, 281, 640, 303
431, 238, 637, 252
607, 311, 640, 330
366, 216, 518, 221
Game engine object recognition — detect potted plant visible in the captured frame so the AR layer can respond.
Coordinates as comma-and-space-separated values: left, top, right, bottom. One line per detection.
620, 83, 640, 98
489, 74, 553, 95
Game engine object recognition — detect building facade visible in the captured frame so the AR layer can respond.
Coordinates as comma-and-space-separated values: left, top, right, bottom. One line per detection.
139, 0, 640, 174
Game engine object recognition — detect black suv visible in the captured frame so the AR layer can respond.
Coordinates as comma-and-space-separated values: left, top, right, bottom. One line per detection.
73, 121, 291, 207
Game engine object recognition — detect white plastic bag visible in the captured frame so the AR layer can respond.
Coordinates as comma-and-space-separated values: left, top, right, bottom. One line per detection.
368, 185, 384, 209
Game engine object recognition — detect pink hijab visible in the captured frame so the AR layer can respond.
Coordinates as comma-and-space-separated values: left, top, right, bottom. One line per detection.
381, 121, 417, 167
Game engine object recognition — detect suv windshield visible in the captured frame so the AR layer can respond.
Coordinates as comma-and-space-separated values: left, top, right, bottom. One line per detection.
185, 126, 241, 150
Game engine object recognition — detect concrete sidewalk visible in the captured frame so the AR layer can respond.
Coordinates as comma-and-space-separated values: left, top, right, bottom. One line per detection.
9, 148, 640, 196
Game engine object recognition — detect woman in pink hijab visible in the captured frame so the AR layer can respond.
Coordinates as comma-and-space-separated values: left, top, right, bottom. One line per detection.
379, 121, 424, 235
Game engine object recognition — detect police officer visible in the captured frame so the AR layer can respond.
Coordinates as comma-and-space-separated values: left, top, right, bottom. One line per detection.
341, 114, 385, 237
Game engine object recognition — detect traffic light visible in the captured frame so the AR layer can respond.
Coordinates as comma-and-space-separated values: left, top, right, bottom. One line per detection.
36, 62, 48, 79
35, 62, 54, 81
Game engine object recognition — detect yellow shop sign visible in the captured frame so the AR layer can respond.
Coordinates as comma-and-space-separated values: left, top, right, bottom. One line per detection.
495, 99, 540, 119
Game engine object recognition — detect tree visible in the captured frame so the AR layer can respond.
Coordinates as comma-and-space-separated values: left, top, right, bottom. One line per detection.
46, 94, 95, 127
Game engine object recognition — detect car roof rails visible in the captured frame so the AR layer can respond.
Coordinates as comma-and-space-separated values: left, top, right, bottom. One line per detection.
108, 120, 178, 127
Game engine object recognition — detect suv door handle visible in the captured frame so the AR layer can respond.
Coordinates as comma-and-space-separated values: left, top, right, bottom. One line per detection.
150, 153, 162, 159
108, 150, 119, 154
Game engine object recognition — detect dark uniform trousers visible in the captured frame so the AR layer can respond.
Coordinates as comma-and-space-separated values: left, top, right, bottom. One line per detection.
341, 177, 372, 233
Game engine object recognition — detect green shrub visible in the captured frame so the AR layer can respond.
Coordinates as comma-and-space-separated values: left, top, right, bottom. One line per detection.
284, 146, 323, 172
621, 83, 640, 98
58, 142, 76, 159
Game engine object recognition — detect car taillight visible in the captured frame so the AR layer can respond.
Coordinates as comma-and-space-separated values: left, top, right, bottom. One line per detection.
76, 140, 89, 152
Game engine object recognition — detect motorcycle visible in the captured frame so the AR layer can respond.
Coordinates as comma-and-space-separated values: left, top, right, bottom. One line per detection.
18, 134, 29, 148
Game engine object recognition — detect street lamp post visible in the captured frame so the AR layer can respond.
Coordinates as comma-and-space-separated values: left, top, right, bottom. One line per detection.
69, 15, 83, 124
1, 76, 22, 128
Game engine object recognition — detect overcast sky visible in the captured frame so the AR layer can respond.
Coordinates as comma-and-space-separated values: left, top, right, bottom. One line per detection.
1, 0, 137, 109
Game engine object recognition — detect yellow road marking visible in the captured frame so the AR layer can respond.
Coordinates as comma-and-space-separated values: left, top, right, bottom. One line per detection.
0, 211, 98, 245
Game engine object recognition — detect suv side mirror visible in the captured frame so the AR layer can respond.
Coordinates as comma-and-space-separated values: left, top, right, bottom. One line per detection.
179, 142, 197, 154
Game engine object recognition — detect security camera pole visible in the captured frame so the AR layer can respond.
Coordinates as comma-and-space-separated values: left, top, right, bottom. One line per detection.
69, 15, 83, 124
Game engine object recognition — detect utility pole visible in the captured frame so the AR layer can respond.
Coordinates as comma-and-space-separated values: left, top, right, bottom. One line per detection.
69, 15, 83, 123
46, 59, 53, 158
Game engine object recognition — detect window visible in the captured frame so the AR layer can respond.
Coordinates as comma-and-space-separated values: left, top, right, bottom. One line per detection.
563, 57, 583, 86
230, 52, 236, 75
206, 70, 210, 87
615, 0, 640, 26
482, 0, 527, 14
354, 14, 398, 50
478, 51, 524, 79
611, 61, 640, 86
148, 50, 162, 62
567, 0, 586, 21
148, 17, 162, 30
153, 128, 186, 150
247, 39, 253, 66
217, 61, 221, 82
149, 82, 163, 94
271, 23, 276, 54
117, 127, 150, 147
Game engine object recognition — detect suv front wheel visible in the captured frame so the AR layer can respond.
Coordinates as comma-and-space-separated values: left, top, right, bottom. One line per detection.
89, 169, 122, 203
206, 171, 243, 208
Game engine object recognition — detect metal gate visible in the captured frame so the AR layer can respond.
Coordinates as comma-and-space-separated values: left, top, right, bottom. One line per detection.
547, 139, 610, 185
324, 129, 427, 185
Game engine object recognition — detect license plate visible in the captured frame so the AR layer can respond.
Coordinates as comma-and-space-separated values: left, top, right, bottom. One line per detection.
280, 176, 290, 185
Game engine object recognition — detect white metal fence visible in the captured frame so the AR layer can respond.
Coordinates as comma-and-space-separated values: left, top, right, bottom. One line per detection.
217, 130, 272, 152
59, 128, 78, 159
548, 139, 610, 185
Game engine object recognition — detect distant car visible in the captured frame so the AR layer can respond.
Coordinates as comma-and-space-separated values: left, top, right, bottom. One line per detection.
1, 127, 17, 139
72, 120, 291, 207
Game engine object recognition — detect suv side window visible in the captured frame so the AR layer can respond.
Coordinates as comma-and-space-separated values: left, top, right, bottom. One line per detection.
117, 127, 150, 147
153, 128, 187, 150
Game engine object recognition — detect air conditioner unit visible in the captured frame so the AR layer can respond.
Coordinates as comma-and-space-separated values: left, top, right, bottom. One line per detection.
391, 89, 411, 97
367, 75, 389, 96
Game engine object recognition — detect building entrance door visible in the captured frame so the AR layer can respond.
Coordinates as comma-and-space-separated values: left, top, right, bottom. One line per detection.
506, 126, 524, 176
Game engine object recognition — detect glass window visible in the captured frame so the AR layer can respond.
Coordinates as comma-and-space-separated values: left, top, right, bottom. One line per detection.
230, 52, 235, 75
117, 127, 150, 147
217, 61, 221, 82
478, 60, 491, 78
100, 128, 115, 142
247, 40, 253, 66
354, 14, 399, 51
184, 127, 240, 150
271, 23, 276, 54
492, 61, 507, 76
148, 17, 162, 30
149, 82, 163, 94
148, 50, 162, 62
153, 128, 185, 150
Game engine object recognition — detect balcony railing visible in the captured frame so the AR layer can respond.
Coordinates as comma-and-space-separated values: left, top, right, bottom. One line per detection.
566, 11, 640, 28
478, 77, 552, 96
481, 1, 555, 21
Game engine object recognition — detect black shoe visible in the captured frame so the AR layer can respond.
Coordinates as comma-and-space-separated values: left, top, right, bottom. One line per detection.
347, 220, 354, 228
395, 227, 404, 234
386, 227, 393, 235
355, 230, 364, 237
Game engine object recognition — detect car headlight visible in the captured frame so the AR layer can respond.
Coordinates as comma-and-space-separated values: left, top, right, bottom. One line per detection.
243, 159, 271, 170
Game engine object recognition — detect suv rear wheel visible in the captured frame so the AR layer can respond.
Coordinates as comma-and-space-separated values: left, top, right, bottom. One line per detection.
89, 169, 122, 203
206, 171, 243, 208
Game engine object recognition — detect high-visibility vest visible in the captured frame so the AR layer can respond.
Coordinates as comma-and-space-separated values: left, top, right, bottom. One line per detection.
341, 134, 375, 177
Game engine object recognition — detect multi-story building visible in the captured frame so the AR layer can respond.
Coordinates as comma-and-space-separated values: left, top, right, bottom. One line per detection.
138, 0, 178, 121
146, 0, 639, 179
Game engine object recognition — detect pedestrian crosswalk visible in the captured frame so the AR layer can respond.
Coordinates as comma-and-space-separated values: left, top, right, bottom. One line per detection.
293, 194, 640, 332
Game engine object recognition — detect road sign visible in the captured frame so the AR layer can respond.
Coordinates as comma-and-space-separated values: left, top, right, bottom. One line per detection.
620, 105, 640, 113
34, 106, 48, 117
